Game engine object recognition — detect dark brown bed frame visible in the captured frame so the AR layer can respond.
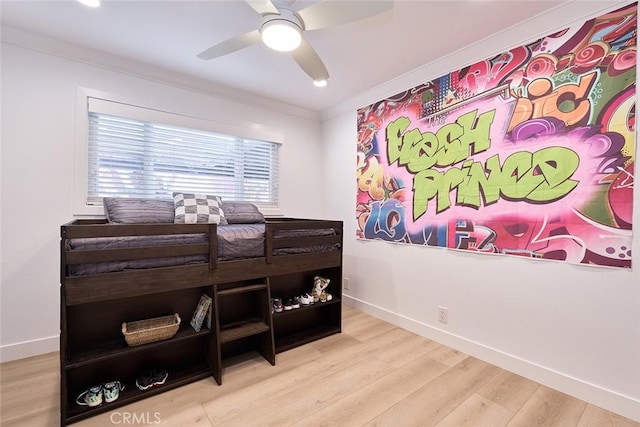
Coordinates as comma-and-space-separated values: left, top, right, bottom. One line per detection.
59, 218, 343, 425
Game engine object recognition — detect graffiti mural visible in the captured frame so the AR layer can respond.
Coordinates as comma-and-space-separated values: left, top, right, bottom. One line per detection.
356, 3, 636, 269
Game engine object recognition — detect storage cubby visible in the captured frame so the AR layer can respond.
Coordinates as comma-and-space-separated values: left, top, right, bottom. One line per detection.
62, 287, 213, 424
269, 267, 342, 353
272, 302, 341, 352
65, 337, 209, 422
65, 287, 209, 361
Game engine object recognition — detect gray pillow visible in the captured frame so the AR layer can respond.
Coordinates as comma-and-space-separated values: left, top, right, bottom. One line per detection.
221, 201, 265, 224
173, 192, 228, 225
103, 198, 175, 223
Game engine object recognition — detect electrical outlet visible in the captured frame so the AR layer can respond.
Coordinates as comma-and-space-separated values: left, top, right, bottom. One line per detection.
438, 306, 448, 324
343, 277, 350, 290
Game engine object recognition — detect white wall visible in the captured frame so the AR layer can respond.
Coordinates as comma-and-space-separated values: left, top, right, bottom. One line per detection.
321, 0, 640, 421
0, 41, 323, 360
2, 0, 639, 421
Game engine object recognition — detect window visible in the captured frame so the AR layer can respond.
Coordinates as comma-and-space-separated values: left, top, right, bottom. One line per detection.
86, 101, 280, 208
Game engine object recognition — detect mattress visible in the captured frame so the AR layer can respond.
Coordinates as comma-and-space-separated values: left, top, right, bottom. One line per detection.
66, 224, 339, 276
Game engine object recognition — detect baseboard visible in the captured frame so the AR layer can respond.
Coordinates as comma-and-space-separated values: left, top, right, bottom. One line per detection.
0, 336, 59, 363
343, 295, 640, 422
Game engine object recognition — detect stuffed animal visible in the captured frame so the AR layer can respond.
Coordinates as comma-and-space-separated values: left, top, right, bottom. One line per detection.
312, 276, 332, 303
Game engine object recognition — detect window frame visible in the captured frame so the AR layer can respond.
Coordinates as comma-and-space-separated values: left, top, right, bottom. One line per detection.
73, 88, 283, 217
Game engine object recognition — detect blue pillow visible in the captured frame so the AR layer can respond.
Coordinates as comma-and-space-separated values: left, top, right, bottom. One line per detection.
220, 201, 264, 224
104, 198, 175, 223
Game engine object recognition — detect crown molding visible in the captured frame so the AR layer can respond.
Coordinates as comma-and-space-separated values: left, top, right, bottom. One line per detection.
1, 25, 321, 122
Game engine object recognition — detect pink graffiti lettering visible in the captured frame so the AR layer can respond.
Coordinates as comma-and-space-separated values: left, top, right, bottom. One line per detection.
460, 46, 530, 93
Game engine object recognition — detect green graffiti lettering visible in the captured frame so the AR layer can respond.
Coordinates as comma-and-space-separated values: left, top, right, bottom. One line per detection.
435, 110, 496, 167
457, 156, 501, 209
387, 110, 496, 172
413, 169, 440, 219
414, 167, 466, 216
383, 113, 580, 220
399, 129, 425, 169
433, 123, 464, 167
412, 147, 580, 219
386, 116, 411, 165
408, 132, 438, 172
499, 151, 545, 200
437, 167, 466, 213
528, 147, 580, 202
456, 110, 495, 157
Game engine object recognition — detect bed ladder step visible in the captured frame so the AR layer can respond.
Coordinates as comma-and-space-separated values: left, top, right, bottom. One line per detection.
211, 281, 275, 384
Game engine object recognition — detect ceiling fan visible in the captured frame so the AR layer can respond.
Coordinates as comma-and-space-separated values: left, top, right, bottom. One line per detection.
197, 0, 393, 86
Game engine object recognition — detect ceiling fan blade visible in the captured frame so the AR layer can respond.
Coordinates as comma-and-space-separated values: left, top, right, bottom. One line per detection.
298, 0, 393, 31
291, 39, 329, 81
197, 30, 262, 60
245, 0, 279, 15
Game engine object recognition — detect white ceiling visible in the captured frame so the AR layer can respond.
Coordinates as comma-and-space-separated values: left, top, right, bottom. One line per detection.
1, 0, 570, 112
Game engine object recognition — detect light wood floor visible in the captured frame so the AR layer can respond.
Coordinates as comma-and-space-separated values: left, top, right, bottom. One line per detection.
1, 304, 638, 426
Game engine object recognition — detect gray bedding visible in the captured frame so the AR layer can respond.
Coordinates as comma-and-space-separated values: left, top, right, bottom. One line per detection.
67, 224, 339, 276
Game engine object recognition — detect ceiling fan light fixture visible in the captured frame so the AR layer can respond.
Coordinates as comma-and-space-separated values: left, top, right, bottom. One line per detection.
313, 79, 328, 88
261, 19, 302, 52
77, 0, 100, 7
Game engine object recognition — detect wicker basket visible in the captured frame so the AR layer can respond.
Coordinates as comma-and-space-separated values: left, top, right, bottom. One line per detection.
122, 313, 181, 346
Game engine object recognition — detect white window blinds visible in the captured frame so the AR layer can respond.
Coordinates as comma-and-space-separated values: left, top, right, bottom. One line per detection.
86, 101, 280, 207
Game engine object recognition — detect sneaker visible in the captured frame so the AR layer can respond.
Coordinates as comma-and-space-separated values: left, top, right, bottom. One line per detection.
290, 297, 300, 309
272, 298, 284, 313
135, 371, 154, 391
305, 293, 315, 305
152, 368, 168, 386
103, 381, 124, 403
75, 385, 103, 407
297, 294, 311, 306
283, 298, 293, 311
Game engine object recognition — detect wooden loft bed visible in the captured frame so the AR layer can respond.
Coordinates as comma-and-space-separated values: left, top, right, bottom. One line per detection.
59, 217, 343, 425
61, 218, 343, 303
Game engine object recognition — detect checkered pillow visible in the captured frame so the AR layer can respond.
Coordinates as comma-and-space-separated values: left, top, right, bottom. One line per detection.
173, 193, 228, 225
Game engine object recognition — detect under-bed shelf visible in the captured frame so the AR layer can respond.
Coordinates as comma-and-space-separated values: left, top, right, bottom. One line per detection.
66, 327, 210, 369
272, 298, 341, 318
65, 361, 211, 424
